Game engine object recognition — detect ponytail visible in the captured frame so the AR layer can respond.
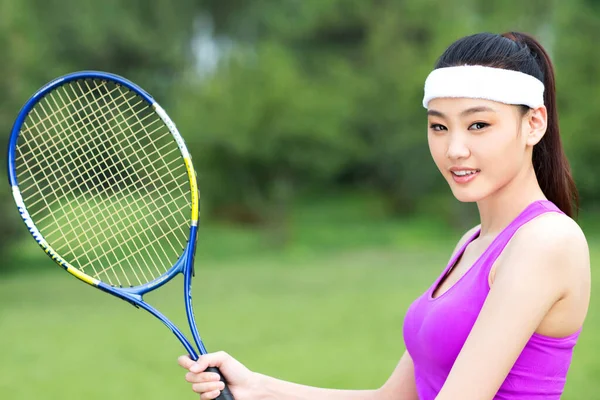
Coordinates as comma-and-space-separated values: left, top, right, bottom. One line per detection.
502, 32, 579, 218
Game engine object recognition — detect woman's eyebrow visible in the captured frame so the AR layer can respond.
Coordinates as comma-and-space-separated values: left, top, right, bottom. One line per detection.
460, 106, 496, 116
427, 106, 496, 118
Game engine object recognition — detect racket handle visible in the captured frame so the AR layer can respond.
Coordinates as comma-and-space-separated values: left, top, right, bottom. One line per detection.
206, 366, 235, 400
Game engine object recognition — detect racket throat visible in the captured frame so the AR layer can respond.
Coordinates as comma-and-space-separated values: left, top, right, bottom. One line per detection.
98, 282, 143, 307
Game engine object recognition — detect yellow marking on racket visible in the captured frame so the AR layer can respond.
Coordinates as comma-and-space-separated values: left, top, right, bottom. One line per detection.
185, 157, 199, 222
67, 266, 100, 286
39, 240, 99, 286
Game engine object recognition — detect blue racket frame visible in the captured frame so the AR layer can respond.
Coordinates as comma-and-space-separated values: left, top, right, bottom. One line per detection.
7, 71, 207, 361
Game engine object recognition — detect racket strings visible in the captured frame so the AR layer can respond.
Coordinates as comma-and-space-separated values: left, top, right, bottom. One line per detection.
19, 109, 108, 281
75, 79, 190, 279
119, 85, 189, 211
25, 84, 145, 284
18, 81, 120, 138
16, 78, 192, 287
20, 84, 157, 285
32, 92, 160, 286
70, 81, 189, 285
24, 127, 175, 215
62, 101, 186, 286
40, 81, 185, 268
17, 86, 155, 190
19, 82, 149, 191
22, 81, 189, 286
38, 157, 185, 237
69, 181, 190, 271
36, 155, 185, 240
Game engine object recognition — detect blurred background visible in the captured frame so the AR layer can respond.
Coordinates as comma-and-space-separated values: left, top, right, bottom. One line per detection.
1, 0, 599, 398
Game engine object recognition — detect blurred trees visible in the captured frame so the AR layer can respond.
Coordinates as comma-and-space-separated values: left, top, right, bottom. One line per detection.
2, 0, 600, 259
175, 0, 561, 222
0, 0, 199, 256
554, 0, 600, 209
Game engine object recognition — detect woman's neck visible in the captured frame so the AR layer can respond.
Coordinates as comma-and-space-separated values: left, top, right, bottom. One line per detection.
476, 164, 546, 238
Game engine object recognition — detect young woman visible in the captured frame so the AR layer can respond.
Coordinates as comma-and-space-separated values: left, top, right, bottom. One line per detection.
178, 32, 591, 400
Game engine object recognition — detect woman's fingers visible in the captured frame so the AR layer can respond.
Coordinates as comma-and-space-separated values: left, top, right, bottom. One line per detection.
200, 389, 223, 400
192, 380, 226, 394
185, 371, 221, 384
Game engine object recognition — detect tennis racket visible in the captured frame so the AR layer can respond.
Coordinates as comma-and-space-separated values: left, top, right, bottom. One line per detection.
7, 71, 234, 400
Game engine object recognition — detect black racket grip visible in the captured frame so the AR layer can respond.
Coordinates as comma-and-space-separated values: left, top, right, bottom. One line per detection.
206, 366, 235, 400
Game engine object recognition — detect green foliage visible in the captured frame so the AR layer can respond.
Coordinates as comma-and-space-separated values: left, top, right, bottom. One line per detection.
0, 0, 198, 256
2, 0, 600, 257
177, 0, 561, 219
553, 0, 600, 204
173, 40, 360, 224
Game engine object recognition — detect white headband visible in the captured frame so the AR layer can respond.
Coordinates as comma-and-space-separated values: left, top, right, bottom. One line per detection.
422, 65, 545, 109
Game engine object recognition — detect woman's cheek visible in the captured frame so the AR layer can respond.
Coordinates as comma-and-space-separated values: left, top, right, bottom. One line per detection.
427, 138, 446, 173
483, 144, 522, 189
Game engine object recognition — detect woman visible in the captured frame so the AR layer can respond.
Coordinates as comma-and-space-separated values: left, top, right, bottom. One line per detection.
179, 32, 591, 400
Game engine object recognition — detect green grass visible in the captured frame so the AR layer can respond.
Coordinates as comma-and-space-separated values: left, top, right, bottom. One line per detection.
1, 196, 599, 399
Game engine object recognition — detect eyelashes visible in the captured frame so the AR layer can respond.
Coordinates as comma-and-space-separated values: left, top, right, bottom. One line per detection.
428, 122, 490, 131
429, 124, 445, 131
469, 122, 489, 130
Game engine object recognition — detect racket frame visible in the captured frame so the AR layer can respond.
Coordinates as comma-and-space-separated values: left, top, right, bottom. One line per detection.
7, 71, 206, 360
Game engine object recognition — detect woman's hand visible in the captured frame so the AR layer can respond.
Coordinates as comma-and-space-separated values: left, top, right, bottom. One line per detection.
179, 351, 260, 400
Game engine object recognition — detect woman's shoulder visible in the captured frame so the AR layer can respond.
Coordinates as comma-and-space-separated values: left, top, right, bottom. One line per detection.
516, 211, 588, 254
506, 211, 589, 277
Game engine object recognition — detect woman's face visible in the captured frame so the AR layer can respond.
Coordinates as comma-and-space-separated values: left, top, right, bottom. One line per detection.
426, 98, 532, 203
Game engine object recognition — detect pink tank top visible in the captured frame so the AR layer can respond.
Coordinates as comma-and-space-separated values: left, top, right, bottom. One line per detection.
402, 200, 581, 399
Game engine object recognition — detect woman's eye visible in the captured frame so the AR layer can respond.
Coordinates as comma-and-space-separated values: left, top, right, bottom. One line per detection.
430, 124, 446, 131
470, 122, 489, 130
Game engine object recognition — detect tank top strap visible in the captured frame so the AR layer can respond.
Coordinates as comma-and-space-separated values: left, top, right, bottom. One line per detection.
479, 200, 564, 268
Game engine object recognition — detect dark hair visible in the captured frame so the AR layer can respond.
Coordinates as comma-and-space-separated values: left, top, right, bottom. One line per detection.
434, 32, 579, 218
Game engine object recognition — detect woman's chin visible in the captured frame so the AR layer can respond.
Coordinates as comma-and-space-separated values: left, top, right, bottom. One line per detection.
450, 187, 486, 203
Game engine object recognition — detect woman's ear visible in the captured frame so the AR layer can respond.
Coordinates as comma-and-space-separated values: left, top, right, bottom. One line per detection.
525, 105, 547, 146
